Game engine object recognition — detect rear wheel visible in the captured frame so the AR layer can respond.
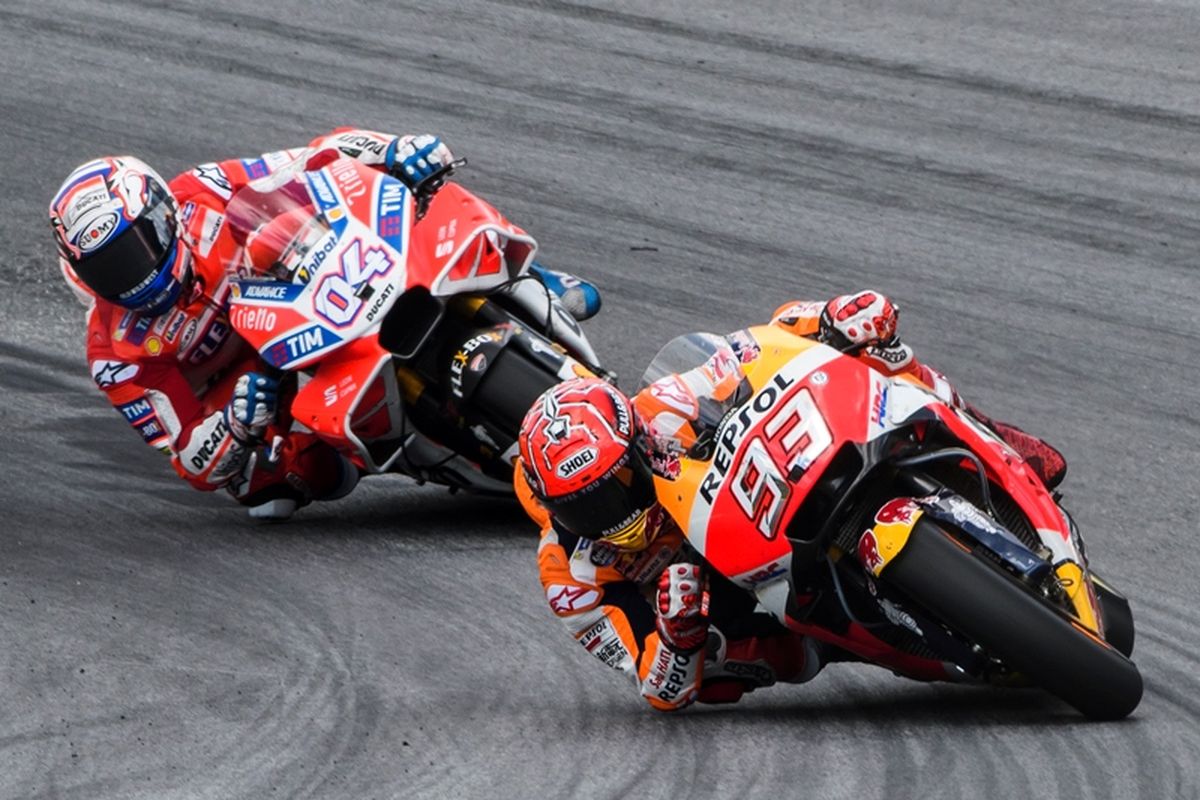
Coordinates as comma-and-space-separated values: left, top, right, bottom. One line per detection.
883, 518, 1143, 720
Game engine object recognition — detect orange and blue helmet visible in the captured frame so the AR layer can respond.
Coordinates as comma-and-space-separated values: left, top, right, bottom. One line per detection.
519, 377, 658, 550
50, 157, 189, 316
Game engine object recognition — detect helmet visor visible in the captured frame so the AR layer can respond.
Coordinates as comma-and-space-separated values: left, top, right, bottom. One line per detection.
70, 182, 177, 302
541, 444, 657, 541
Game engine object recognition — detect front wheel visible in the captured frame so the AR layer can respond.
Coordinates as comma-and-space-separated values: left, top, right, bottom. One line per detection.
883, 518, 1143, 720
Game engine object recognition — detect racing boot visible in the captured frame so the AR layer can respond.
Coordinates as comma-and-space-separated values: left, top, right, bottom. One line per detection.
966, 404, 1067, 489
239, 443, 361, 521
529, 262, 602, 322
697, 629, 825, 704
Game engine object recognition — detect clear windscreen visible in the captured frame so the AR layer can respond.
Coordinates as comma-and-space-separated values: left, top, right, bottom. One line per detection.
222, 175, 331, 283
637, 332, 752, 459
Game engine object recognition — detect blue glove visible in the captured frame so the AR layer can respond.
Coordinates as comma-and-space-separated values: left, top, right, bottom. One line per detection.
224, 372, 279, 444
388, 134, 454, 187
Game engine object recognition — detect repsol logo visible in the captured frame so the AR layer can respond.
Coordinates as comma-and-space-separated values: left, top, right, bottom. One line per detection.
190, 419, 229, 471
699, 372, 796, 505
556, 447, 597, 479
657, 652, 695, 702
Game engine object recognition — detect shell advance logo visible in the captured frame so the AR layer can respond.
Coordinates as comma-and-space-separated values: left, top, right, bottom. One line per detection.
306, 171, 347, 236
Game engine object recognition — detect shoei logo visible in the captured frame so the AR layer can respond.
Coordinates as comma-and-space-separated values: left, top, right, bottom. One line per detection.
77, 212, 119, 252
555, 446, 597, 479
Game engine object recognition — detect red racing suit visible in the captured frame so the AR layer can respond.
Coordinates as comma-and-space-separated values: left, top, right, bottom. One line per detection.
72, 128, 418, 505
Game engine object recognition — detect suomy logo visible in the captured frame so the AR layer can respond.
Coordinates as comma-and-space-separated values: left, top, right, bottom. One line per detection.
77, 212, 118, 252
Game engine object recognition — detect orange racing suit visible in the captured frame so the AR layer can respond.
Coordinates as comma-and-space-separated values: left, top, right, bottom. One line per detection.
519, 300, 1054, 712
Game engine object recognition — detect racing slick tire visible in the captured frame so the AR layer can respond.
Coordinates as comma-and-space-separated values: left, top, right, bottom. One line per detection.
883, 518, 1143, 720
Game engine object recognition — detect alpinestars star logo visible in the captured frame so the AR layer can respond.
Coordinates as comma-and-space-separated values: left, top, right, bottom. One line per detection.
193, 163, 232, 198
546, 584, 600, 615
91, 360, 139, 388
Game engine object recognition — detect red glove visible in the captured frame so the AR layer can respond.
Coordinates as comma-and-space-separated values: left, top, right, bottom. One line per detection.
818, 290, 899, 352
655, 563, 708, 653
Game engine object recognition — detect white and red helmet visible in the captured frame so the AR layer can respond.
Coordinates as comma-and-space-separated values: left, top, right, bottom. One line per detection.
519, 377, 657, 549
49, 156, 188, 316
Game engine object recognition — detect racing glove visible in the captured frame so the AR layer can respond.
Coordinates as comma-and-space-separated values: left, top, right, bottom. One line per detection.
818, 290, 899, 352
388, 134, 454, 190
224, 372, 279, 445
655, 563, 709, 654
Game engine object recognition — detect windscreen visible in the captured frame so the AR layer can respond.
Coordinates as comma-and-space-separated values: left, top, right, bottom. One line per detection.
637, 332, 752, 459
223, 175, 331, 283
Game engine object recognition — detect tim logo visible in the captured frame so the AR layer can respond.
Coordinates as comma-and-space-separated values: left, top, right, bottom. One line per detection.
119, 398, 153, 422
555, 447, 597, 479
266, 325, 339, 367
377, 181, 406, 245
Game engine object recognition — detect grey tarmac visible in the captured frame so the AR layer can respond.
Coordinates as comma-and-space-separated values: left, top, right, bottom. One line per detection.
1, 1, 1197, 798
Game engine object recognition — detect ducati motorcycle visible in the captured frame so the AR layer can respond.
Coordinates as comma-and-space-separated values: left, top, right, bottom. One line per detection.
218, 157, 604, 494
646, 327, 1141, 719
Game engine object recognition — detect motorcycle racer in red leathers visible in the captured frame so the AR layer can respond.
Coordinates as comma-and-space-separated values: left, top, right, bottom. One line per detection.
50, 129, 603, 520
514, 291, 1067, 711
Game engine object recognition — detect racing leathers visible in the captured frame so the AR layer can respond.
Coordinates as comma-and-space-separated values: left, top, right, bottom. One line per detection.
770, 298, 1066, 488
519, 296, 1066, 712
74, 128, 454, 509
528, 500, 822, 712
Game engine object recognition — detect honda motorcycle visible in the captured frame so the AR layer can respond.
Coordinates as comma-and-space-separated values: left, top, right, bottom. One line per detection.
646, 327, 1141, 719
219, 157, 604, 494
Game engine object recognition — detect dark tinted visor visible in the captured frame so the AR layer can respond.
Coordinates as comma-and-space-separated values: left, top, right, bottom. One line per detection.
71, 184, 177, 301
541, 444, 657, 539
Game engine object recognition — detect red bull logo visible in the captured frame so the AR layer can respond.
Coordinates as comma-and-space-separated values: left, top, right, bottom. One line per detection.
875, 497, 920, 525
858, 530, 885, 573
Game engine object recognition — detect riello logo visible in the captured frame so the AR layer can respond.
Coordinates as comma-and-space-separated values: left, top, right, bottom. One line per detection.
556, 447, 597, 479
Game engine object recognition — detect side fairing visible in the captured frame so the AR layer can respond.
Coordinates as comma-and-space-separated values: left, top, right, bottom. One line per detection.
657, 326, 881, 588
410, 183, 538, 296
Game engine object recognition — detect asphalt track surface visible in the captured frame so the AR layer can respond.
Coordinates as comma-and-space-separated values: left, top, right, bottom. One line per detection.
1, 1, 1198, 798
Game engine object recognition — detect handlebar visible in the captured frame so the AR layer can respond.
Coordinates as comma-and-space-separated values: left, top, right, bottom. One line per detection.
413, 157, 468, 220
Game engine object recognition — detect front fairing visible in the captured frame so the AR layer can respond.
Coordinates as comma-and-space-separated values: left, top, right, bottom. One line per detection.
224, 160, 413, 369
224, 159, 541, 371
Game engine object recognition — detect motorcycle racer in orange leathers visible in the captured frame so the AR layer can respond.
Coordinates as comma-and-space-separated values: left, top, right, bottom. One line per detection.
515, 291, 1066, 711
50, 129, 602, 519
